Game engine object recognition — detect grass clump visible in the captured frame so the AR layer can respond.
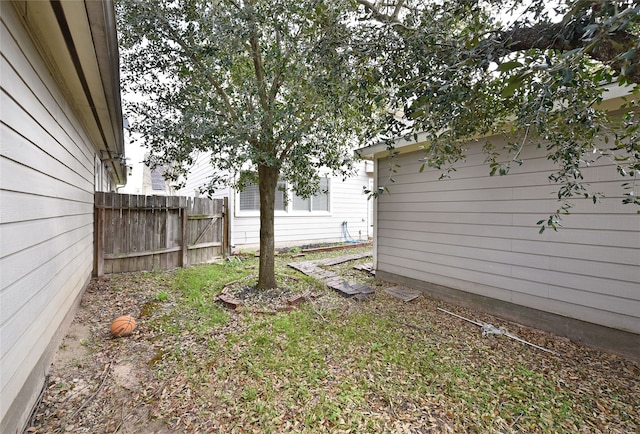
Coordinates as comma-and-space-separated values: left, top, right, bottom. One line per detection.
170, 260, 252, 328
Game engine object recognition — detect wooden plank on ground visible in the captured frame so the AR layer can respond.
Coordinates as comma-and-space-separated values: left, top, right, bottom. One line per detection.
326, 279, 374, 297
287, 262, 315, 273
309, 269, 339, 280
354, 262, 375, 275
316, 252, 372, 266
384, 286, 422, 302
288, 253, 374, 298
301, 242, 372, 253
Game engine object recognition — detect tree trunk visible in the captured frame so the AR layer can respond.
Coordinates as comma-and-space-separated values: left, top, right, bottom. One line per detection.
257, 164, 279, 289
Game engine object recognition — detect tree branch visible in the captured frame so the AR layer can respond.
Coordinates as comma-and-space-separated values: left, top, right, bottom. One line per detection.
268, 67, 284, 106
502, 22, 640, 84
152, 9, 239, 119
277, 111, 323, 163
391, 0, 405, 21
268, 28, 285, 105
224, 0, 242, 11
250, 35, 271, 112
357, 0, 640, 84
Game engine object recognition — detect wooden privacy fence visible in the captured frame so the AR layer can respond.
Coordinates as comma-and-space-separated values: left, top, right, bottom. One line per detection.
94, 192, 228, 275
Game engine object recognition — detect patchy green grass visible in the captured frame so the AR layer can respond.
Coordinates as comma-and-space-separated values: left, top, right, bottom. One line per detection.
126, 247, 640, 433
36, 246, 639, 433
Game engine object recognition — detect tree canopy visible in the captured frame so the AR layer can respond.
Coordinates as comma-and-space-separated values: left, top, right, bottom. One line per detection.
356, 0, 639, 229
117, 0, 382, 288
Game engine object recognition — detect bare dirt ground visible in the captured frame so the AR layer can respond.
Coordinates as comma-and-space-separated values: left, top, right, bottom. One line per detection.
25, 275, 177, 433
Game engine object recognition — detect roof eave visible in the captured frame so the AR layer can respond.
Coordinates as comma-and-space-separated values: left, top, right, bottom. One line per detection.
13, 0, 126, 184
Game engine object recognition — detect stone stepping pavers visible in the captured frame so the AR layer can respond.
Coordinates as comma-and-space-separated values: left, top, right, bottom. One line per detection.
288, 253, 374, 298
384, 285, 422, 302
325, 277, 375, 296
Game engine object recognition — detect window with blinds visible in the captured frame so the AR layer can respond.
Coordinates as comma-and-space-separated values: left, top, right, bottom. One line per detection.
239, 182, 287, 211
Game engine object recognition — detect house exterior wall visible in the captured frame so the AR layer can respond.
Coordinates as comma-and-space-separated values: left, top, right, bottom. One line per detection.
231, 166, 371, 249
0, 3, 121, 431
177, 152, 372, 249
95, 155, 117, 193
177, 151, 225, 198
373, 133, 640, 355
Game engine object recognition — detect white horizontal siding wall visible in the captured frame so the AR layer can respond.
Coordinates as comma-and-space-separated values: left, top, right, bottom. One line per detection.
176, 151, 230, 199
232, 163, 371, 248
375, 136, 640, 334
1, 4, 96, 431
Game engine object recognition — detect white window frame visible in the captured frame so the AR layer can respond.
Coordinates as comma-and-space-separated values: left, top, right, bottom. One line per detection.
289, 177, 331, 215
235, 177, 332, 216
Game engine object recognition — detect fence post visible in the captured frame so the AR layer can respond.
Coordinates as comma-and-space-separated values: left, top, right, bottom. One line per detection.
223, 196, 230, 257
181, 199, 189, 268
94, 193, 105, 277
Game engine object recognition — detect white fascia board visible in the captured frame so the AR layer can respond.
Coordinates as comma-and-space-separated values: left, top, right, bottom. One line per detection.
355, 131, 430, 160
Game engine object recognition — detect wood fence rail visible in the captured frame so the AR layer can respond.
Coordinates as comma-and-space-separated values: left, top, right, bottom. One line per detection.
94, 192, 228, 276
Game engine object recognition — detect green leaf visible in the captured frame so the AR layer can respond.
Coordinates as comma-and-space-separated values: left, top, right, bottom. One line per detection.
496, 61, 523, 72
501, 77, 523, 98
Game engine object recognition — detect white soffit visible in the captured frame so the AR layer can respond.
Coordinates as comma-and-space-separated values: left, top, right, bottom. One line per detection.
14, 0, 125, 182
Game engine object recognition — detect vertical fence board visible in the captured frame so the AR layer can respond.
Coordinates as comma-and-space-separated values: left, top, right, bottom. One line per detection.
94, 193, 226, 275
198, 198, 205, 265
181, 207, 188, 267
105, 193, 115, 274
112, 194, 122, 274
130, 196, 138, 273
152, 196, 162, 270
144, 195, 154, 271
124, 194, 131, 272
94, 195, 105, 277
192, 197, 202, 265
140, 196, 147, 271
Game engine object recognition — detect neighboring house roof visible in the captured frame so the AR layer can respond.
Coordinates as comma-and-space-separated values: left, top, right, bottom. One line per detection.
11, 0, 126, 184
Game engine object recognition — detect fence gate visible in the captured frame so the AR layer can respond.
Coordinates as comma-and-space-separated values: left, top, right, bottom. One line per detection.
94, 192, 228, 275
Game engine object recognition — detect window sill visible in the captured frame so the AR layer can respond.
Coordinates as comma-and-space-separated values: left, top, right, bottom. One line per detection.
235, 210, 332, 217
